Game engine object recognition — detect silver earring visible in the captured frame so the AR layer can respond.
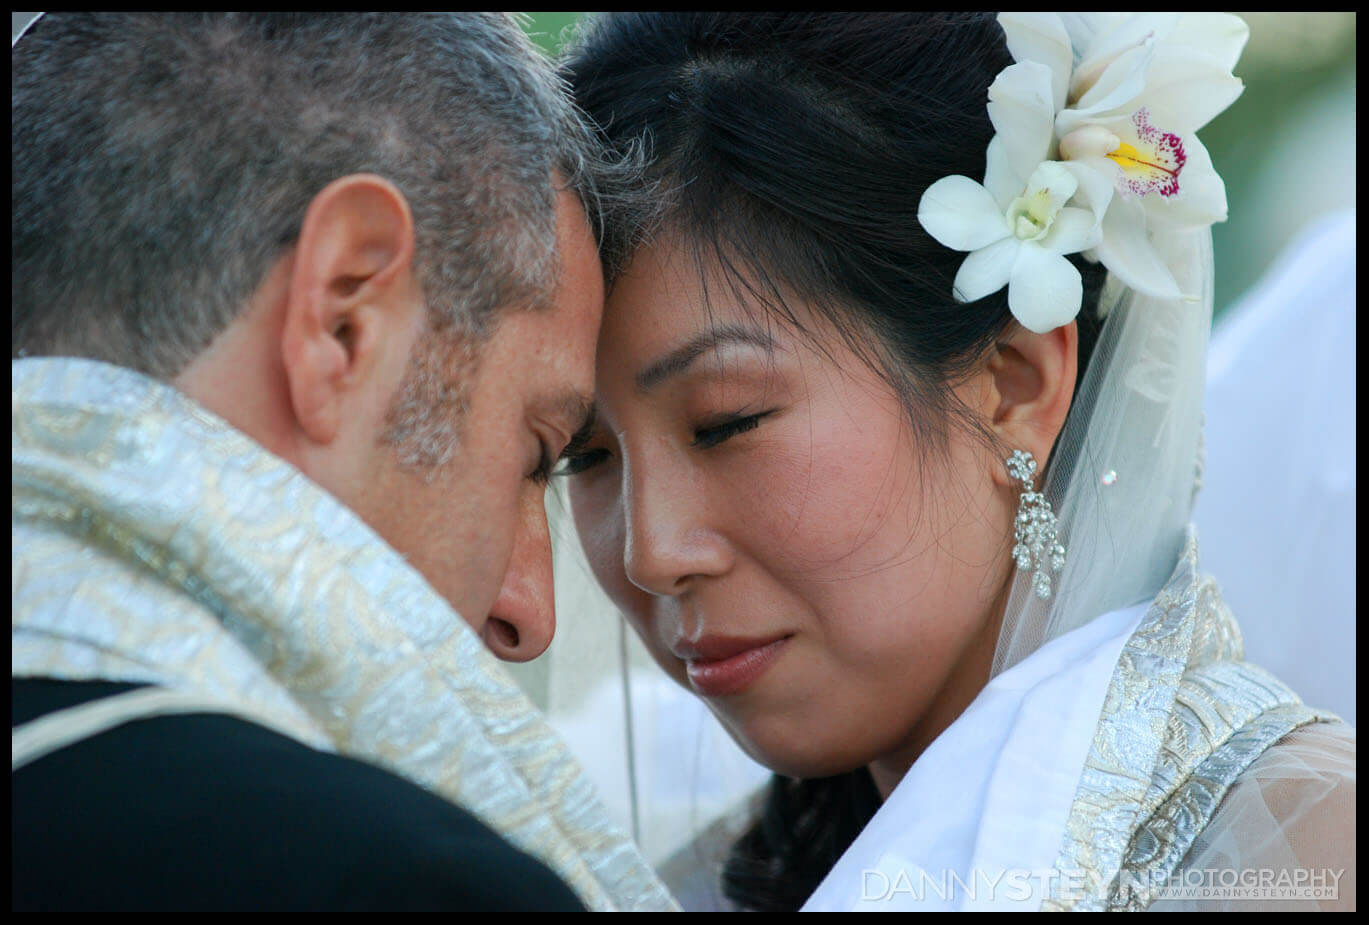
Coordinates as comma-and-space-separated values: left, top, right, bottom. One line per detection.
1007, 450, 1066, 599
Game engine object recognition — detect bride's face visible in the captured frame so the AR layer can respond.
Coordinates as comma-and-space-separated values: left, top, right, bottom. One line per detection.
566, 240, 1015, 781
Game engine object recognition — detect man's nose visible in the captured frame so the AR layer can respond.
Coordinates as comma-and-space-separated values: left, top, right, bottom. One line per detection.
483, 492, 555, 662
621, 450, 732, 597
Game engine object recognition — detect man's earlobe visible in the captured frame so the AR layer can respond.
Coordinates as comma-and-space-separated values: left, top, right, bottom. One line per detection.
279, 174, 419, 447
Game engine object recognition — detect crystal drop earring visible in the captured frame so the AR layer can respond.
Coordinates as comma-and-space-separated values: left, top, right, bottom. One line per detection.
1006, 450, 1066, 599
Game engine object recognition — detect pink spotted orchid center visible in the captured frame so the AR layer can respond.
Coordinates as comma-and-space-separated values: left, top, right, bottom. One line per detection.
1059, 108, 1187, 199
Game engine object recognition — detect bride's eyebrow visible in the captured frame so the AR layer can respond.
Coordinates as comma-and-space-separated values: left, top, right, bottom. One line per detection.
634, 324, 776, 392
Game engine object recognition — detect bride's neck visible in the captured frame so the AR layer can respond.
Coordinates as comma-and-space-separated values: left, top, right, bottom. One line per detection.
866, 572, 1011, 800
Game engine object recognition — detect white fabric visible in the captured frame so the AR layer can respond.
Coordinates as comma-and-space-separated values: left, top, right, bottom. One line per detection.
804, 601, 1147, 911
1193, 209, 1356, 725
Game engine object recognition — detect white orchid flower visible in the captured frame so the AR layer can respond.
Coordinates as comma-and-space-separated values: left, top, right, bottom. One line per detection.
918, 154, 1101, 335
998, 12, 1248, 300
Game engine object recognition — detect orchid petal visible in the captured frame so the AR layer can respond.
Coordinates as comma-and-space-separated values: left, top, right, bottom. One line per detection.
998, 12, 1073, 113
1143, 133, 1228, 229
982, 136, 1020, 211
1058, 158, 1118, 222
1042, 207, 1101, 255
953, 237, 1019, 303
1076, 12, 1177, 75
1060, 41, 1155, 134
1062, 37, 1149, 123
987, 61, 1057, 182
1008, 243, 1083, 333
1170, 13, 1250, 73
1093, 196, 1186, 300
917, 175, 1010, 252
1058, 13, 1120, 63
1134, 49, 1245, 131
1024, 161, 1078, 216
1056, 159, 1115, 250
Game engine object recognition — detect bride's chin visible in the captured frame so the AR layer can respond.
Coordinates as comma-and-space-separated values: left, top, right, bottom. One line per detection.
719, 712, 877, 781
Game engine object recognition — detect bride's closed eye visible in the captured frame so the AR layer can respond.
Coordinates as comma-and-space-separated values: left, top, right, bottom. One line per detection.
555, 408, 779, 477
691, 410, 775, 449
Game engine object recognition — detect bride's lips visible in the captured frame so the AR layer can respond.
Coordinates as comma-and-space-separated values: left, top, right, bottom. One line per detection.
676, 634, 792, 697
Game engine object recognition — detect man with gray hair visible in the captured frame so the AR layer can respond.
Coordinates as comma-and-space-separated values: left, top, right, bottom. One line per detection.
12, 12, 673, 911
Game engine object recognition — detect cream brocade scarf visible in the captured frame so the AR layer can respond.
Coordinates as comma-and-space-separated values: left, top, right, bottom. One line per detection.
1044, 532, 1329, 909
12, 358, 678, 912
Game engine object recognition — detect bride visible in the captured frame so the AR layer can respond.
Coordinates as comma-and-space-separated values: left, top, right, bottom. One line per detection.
555, 12, 1356, 911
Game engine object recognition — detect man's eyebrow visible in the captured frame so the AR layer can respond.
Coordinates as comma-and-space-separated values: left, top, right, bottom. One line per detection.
635, 324, 777, 392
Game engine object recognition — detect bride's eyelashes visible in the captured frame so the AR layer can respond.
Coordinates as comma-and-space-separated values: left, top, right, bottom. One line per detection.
690, 410, 775, 449
554, 408, 778, 477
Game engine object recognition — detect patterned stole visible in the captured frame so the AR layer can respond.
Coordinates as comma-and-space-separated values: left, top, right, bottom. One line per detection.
12, 358, 678, 911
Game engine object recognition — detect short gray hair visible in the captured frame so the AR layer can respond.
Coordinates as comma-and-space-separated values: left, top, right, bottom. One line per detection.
12, 12, 606, 381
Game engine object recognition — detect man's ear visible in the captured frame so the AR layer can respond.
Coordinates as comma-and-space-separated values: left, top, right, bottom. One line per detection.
985, 321, 1078, 487
280, 173, 419, 446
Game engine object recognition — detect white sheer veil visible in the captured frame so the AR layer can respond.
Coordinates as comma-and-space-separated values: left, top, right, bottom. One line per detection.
993, 228, 1213, 674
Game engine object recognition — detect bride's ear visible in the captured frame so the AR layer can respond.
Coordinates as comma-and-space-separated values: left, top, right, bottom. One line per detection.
984, 322, 1078, 488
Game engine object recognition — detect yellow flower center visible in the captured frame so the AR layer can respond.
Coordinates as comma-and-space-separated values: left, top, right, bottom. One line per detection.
1007, 189, 1056, 242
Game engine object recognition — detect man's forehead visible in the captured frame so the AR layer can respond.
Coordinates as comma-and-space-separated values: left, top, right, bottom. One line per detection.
540, 189, 604, 433
552, 188, 605, 302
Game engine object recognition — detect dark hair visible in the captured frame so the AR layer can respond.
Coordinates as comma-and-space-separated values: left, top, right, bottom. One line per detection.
12, 12, 606, 380
564, 12, 1107, 910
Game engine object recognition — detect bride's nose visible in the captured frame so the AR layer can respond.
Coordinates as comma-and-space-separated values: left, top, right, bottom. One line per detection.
621, 449, 733, 596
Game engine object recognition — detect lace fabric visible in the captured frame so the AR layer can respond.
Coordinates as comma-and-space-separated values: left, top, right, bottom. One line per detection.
1154, 721, 1357, 911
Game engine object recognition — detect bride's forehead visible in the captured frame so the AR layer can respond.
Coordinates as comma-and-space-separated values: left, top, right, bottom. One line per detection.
603, 242, 835, 357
